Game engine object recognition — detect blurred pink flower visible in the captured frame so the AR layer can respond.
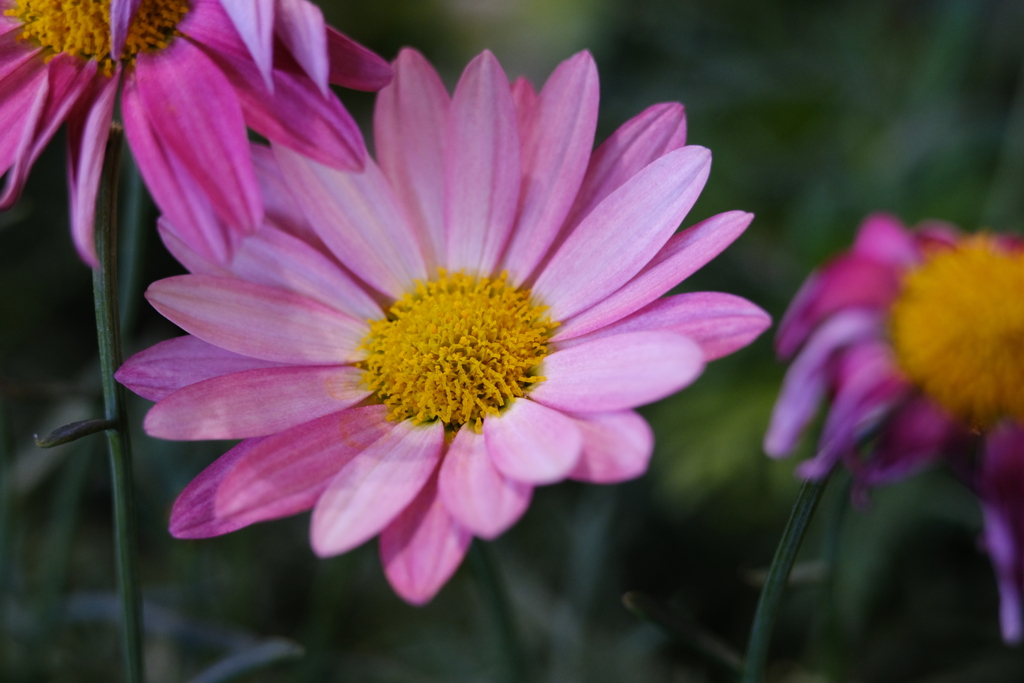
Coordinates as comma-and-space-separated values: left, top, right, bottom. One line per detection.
118, 48, 769, 604
765, 213, 1024, 641
0, 0, 391, 266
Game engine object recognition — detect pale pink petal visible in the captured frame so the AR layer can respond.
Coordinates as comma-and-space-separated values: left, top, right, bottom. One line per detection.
531, 331, 704, 413
568, 411, 653, 483
109, 0, 142, 59
374, 48, 449, 268
311, 420, 445, 556
510, 76, 538, 136
67, 67, 119, 267
483, 398, 582, 484
980, 424, 1024, 643
274, 146, 428, 297
275, 0, 328, 94
218, 0, 275, 88
562, 101, 687, 236
116, 335, 283, 402
250, 143, 321, 246
560, 292, 770, 361
157, 219, 231, 276
145, 365, 370, 440
502, 51, 599, 285
135, 42, 263, 237
763, 309, 883, 458
170, 405, 390, 538
326, 26, 393, 91
146, 274, 369, 364
438, 428, 532, 539
532, 146, 711, 321
380, 470, 472, 605
851, 212, 918, 266
444, 50, 520, 275
553, 211, 755, 340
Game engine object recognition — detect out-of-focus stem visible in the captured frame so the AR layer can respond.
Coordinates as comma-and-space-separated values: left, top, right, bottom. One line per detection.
93, 124, 144, 683
118, 150, 149, 335
741, 478, 829, 683
468, 541, 526, 683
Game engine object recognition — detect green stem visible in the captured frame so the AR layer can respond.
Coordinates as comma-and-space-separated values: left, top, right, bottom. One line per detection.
93, 124, 144, 683
118, 150, 149, 335
468, 541, 525, 683
741, 478, 829, 683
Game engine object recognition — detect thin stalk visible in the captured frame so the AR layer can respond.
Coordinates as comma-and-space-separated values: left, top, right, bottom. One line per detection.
741, 478, 829, 683
118, 150, 149, 335
93, 124, 144, 683
468, 541, 525, 683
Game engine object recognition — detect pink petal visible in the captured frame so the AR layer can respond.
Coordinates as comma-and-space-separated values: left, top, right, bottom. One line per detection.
980, 424, 1024, 643
501, 51, 599, 285
560, 292, 770, 361
274, 0, 328, 94
380, 470, 472, 605
763, 309, 882, 458
554, 211, 755, 340
325, 26, 393, 91
531, 331, 705, 413
0, 57, 48, 202
146, 274, 369, 364
218, 0, 275, 89
170, 405, 390, 538
438, 428, 532, 539
851, 212, 918, 266
444, 50, 520, 275
569, 411, 653, 483
145, 365, 370, 440
135, 42, 264, 238
511, 76, 538, 135
562, 101, 687, 236
857, 397, 958, 488
274, 146, 428, 298
483, 398, 582, 484
250, 143, 321, 246
116, 334, 283, 402
532, 146, 711, 321
311, 420, 445, 556
374, 48, 449, 268
109, 0, 142, 59
157, 219, 231, 277
67, 67, 119, 267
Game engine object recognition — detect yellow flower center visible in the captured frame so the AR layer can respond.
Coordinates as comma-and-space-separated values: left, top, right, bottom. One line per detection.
890, 237, 1024, 429
361, 270, 557, 432
6, 0, 188, 73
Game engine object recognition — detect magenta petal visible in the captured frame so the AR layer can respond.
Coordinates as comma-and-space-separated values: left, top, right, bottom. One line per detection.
374, 48, 449, 268
170, 405, 390, 538
980, 424, 1024, 643
438, 428, 532, 539
532, 146, 711, 321
851, 212, 918, 266
135, 43, 264, 237
144, 365, 370, 440
857, 398, 957, 488
554, 211, 755, 340
444, 50, 520, 275
146, 274, 369, 364
380, 470, 472, 605
311, 420, 444, 556
116, 334, 283, 402
501, 51, 599, 285
275, 0, 328, 94
562, 101, 687, 236
561, 292, 770, 361
763, 310, 882, 458
274, 146, 428, 297
218, 0, 275, 88
158, 219, 231, 277
483, 398, 582, 485
109, 0, 142, 58
67, 68, 119, 267
569, 411, 654, 484
325, 26, 393, 92
531, 331, 705, 413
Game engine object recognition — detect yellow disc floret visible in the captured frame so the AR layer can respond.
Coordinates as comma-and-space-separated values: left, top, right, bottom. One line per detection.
891, 236, 1024, 428
361, 270, 557, 432
6, 0, 188, 73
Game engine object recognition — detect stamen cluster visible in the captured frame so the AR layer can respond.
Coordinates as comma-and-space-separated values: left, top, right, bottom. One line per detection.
361, 270, 556, 432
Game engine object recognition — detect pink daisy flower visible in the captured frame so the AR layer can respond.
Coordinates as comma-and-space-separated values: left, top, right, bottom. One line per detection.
117, 48, 769, 604
764, 212, 1024, 641
0, 0, 391, 266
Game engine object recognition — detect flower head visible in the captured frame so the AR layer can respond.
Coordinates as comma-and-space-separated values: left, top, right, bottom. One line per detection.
118, 49, 769, 604
0, 0, 392, 266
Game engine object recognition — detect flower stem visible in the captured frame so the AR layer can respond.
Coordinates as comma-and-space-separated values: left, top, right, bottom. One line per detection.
93, 124, 145, 683
468, 541, 526, 683
118, 149, 150, 335
741, 478, 829, 683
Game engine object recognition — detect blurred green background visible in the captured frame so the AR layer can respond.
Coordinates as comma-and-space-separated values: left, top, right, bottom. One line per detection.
3, 0, 1024, 680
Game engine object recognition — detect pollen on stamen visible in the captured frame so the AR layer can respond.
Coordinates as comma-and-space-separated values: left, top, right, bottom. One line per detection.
890, 236, 1024, 429
360, 269, 558, 432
